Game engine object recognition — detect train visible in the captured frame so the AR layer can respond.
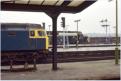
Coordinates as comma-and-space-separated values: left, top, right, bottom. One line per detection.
1, 23, 88, 65
47, 31, 88, 46
1, 23, 49, 63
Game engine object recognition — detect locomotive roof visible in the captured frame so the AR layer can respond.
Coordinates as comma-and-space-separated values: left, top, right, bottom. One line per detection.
1, 23, 43, 30
1, 23, 42, 26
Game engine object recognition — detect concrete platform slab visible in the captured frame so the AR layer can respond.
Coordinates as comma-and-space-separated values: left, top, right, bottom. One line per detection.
1, 60, 120, 80
56, 46, 121, 52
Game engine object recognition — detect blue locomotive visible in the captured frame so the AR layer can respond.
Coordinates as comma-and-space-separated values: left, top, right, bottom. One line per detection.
1, 23, 49, 54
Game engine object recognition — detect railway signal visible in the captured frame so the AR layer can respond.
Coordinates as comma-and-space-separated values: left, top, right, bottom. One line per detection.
61, 17, 65, 28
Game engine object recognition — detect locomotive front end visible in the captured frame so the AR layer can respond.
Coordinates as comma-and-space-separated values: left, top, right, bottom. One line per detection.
29, 29, 49, 53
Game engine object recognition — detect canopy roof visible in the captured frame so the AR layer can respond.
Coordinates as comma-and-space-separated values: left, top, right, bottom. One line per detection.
1, 0, 97, 13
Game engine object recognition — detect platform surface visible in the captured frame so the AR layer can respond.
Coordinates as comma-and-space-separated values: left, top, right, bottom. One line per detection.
56, 46, 121, 52
1, 59, 120, 80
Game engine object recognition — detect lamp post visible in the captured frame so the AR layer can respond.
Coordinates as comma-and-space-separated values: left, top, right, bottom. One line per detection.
42, 22, 45, 29
74, 19, 81, 48
48, 25, 51, 31
48, 25, 51, 35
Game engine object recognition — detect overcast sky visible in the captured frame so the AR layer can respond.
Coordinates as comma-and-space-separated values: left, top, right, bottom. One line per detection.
1, 0, 121, 34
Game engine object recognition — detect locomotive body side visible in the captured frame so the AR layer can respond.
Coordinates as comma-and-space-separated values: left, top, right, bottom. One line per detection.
1, 23, 49, 53
1, 30, 29, 52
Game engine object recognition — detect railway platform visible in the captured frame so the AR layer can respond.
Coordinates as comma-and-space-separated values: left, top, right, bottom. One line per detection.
57, 46, 120, 52
1, 59, 120, 80
49, 44, 121, 52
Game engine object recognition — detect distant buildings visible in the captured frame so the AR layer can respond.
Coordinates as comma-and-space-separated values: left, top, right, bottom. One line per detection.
87, 37, 120, 44
86, 33, 120, 44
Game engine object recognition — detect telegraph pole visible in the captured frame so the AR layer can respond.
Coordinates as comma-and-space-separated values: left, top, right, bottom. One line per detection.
100, 19, 110, 44
74, 19, 81, 48
108, 0, 119, 64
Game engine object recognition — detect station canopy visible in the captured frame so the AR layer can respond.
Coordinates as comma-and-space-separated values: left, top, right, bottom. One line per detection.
1, 0, 97, 70
1, 0, 97, 13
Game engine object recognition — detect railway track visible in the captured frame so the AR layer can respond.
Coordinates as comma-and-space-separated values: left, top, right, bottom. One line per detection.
1, 50, 120, 65
1, 50, 120, 71
43, 50, 119, 63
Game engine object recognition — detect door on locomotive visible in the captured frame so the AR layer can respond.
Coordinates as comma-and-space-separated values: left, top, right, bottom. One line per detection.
29, 30, 36, 49
29, 29, 48, 50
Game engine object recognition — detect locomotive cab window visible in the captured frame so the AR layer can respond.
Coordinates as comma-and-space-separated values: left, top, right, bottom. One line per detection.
30, 31, 35, 37
38, 31, 45, 36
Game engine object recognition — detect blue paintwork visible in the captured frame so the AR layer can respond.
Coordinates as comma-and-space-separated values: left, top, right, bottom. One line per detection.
1, 30, 46, 52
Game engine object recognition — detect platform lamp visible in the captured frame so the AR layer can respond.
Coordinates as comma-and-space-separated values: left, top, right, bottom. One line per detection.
48, 25, 51, 35
42, 22, 45, 29
74, 19, 81, 48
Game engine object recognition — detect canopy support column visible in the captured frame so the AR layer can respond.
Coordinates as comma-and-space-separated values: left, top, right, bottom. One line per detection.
46, 12, 60, 70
